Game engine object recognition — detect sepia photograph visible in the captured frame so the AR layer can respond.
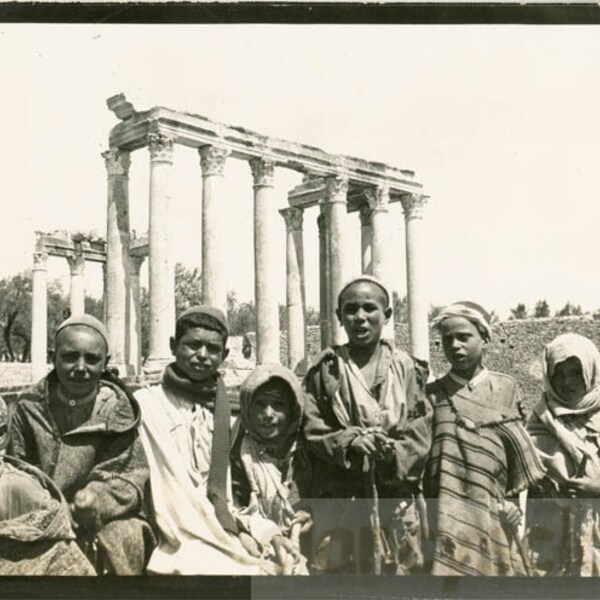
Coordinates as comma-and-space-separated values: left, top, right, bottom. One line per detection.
1, 5, 600, 598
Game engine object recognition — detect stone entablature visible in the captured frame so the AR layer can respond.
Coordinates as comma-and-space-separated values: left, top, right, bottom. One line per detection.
108, 103, 422, 196
36, 230, 107, 263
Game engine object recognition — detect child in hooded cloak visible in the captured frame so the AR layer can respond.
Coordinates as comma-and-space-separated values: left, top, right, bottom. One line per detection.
0, 396, 95, 575
231, 364, 312, 575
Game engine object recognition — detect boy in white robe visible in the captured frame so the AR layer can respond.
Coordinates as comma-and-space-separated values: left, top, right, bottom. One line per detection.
135, 305, 285, 575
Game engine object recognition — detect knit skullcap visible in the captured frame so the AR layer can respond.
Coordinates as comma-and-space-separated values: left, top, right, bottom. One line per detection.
337, 275, 391, 308
55, 314, 110, 350
177, 305, 229, 339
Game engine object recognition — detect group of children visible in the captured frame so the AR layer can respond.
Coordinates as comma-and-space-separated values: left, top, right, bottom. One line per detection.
0, 274, 599, 576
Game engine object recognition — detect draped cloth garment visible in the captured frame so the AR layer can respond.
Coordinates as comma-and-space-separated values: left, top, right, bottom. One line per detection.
424, 370, 545, 576
233, 364, 309, 574
136, 379, 272, 575
303, 341, 431, 574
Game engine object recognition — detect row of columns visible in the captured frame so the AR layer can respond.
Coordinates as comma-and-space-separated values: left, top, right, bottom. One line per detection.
31, 243, 97, 380
31, 134, 427, 379
30, 241, 146, 380
101, 132, 428, 377
281, 179, 428, 372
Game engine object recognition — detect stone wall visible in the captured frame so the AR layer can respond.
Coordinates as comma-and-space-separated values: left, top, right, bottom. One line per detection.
0, 363, 35, 389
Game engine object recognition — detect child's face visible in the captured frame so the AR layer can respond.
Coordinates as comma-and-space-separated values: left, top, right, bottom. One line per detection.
551, 356, 586, 404
249, 387, 292, 441
336, 281, 392, 349
170, 326, 228, 382
54, 326, 108, 400
440, 316, 486, 376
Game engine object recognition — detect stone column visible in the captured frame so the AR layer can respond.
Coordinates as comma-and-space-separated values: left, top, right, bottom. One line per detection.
102, 148, 131, 375
250, 157, 280, 364
359, 203, 373, 275
366, 184, 395, 342
199, 145, 230, 313
67, 251, 86, 315
324, 175, 350, 346
280, 207, 306, 373
401, 193, 429, 361
31, 248, 48, 381
146, 132, 176, 373
128, 256, 145, 375
317, 209, 332, 349
102, 262, 108, 323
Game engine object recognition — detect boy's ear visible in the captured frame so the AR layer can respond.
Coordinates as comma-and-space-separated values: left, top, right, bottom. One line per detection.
384, 306, 393, 322
169, 337, 177, 356
104, 353, 111, 369
222, 347, 230, 362
335, 308, 342, 324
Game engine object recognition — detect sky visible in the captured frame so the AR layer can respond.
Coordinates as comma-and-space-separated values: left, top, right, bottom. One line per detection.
1, 24, 599, 319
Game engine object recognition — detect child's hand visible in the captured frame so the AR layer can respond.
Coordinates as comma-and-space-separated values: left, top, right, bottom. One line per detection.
350, 432, 379, 457
293, 510, 313, 533
72, 488, 102, 531
239, 531, 262, 558
272, 534, 298, 575
498, 501, 522, 528
562, 475, 600, 497
372, 432, 395, 463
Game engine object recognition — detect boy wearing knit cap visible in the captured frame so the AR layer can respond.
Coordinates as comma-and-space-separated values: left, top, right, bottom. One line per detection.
135, 305, 280, 575
8, 314, 153, 574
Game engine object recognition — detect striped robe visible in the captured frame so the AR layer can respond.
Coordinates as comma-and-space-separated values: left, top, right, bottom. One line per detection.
424, 371, 545, 576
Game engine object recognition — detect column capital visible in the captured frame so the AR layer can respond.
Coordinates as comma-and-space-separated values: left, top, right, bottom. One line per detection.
199, 145, 230, 177
401, 193, 428, 220
66, 252, 85, 276
102, 148, 131, 177
324, 175, 349, 204
280, 206, 303, 232
249, 157, 275, 187
365, 183, 390, 212
130, 255, 145, 276
33, 251, 48, 270
148, 132, 175, 163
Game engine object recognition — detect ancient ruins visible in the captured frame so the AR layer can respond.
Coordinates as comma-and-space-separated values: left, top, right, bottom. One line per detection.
30, 93, 429, 379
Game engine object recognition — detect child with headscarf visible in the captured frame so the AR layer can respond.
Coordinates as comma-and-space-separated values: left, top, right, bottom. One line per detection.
527, 333, 600, 576
231, 364, 312, 575
425, 301, 545, 576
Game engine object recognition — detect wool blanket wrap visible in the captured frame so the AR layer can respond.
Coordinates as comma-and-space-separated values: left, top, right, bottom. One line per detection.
424, 371, 545, 576
0, 456, 95, 575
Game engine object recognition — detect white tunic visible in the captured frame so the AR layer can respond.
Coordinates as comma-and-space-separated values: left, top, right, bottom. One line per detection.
135, 384, 271, 575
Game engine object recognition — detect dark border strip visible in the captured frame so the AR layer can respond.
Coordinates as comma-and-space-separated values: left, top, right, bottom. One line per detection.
1, 3, 600, 25
0, 576, 251, 600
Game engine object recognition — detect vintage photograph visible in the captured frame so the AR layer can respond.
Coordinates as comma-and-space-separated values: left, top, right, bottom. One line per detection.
0, 13, 600, 596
